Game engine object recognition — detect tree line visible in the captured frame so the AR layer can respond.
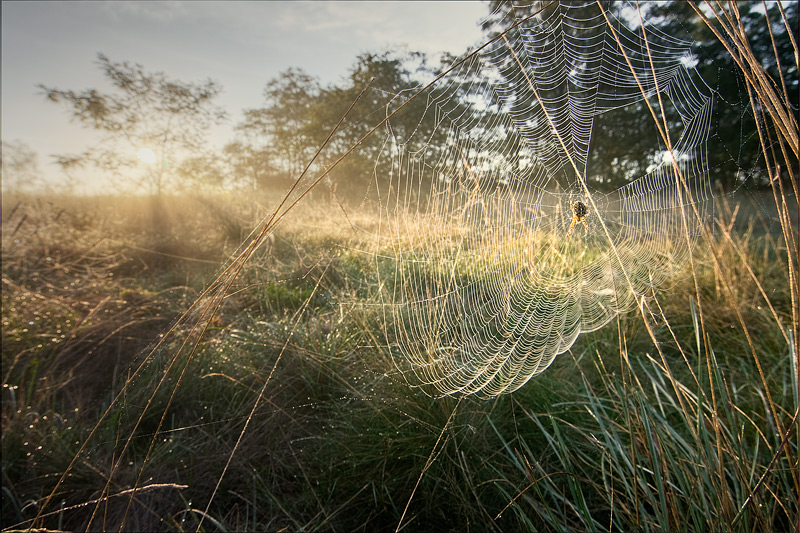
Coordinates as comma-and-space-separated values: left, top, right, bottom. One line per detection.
9, 0, 796, 198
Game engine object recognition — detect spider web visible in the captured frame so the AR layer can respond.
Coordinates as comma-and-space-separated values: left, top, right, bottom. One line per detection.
371, 0, 715, 397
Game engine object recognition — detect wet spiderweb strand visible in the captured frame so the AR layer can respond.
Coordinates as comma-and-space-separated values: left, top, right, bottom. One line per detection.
376, 0, 715, 397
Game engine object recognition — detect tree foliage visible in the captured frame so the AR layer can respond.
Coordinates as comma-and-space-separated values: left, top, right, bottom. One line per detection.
37, 3, 796, 197
234, 68, 322, 184
40, 53, 227, 195
227, 51, 447, 201
478, 0, 798, 191
648, 0, 798, 188
1, 140, 43, 192
233, 1, 797, 197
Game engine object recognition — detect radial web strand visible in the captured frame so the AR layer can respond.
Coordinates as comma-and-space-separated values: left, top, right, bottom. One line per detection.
372, 0, 715, 397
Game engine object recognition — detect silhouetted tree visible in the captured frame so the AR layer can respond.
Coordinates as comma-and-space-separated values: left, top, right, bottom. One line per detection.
39, 53, 227, 195
480, 0, 798, 191
233, 68, 321, 189
321, 51, 442, 200
232, 53, 450, 201
1, 140, 43, 192
222, 141, 277, 192
177, 152, 230, 191
647, 0, 798, 189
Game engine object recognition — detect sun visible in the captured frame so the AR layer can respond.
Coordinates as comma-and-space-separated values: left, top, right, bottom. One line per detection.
136, 147, 156, 164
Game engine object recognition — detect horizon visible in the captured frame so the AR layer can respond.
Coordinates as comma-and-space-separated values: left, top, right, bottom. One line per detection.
1, 1, 487, 193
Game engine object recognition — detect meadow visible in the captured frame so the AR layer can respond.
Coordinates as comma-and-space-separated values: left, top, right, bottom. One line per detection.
2, 2, 799, 529
1, 186, 797, 531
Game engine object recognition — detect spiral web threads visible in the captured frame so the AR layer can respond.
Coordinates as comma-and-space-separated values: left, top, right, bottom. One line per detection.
376, 1, 715, 397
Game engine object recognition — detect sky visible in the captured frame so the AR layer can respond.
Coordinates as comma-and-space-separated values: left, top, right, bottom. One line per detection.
1, 1, 488, 192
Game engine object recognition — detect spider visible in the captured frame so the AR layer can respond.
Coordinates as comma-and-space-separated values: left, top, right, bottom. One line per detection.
567, 199, 589, 236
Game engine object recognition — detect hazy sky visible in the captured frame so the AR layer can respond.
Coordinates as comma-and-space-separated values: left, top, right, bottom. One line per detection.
1, 1, 488, 191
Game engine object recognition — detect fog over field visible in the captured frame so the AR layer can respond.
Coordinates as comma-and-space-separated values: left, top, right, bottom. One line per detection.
1, 1, 485, 191
1, 1, 797, 531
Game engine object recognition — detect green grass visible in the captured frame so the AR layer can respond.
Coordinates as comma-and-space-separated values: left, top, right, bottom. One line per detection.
1, 188, 797, 531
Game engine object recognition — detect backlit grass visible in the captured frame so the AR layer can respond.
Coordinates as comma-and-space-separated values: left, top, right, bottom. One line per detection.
2, 188, 796, 531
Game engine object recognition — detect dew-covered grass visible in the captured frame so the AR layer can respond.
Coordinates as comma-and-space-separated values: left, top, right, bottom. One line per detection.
1, 188, 796, 531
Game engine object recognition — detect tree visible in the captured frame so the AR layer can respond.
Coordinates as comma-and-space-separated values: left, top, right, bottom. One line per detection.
646, 0, 798, 189
479, 1, 665, 190
234, 68, 322, 188
230, 56, 446, 200
479, 0, 798, 191
1, 140, 44, 193
176, 152, 230, 192
39, 53, 227, 195
222, 141, 277, 192
320, 51, 439, 200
